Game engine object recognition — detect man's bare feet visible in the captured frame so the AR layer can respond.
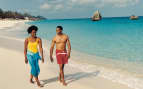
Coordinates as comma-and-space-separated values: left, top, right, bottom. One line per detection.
58, 77, 62, 83
62, 81, 67, 86
38, 84, 44, 88
30, 79, 34, 84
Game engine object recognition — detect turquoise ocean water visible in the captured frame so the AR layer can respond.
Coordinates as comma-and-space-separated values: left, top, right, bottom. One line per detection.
24, 17, 143, 64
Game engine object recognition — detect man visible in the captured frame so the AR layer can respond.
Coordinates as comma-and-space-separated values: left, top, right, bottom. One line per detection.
50, 26, 71, 86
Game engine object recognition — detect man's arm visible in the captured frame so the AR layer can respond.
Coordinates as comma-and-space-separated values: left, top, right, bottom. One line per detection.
50, 37, 56, 62
38, 38, 44, 63
24, 38, 28, 64
67, 36, 71, 59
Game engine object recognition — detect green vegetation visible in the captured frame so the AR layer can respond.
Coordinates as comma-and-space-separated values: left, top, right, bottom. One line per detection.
0, 8, 46, 20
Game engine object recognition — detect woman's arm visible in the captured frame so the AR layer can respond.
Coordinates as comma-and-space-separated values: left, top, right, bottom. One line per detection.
38, 38, 44, 63
24, 38, 28, 64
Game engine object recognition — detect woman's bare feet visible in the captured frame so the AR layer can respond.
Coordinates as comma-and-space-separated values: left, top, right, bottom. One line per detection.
37, 82, 44, 88
34, 76, 43, 87
30, 79, 34, 84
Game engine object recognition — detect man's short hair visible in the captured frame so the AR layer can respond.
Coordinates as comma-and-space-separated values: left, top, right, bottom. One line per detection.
57, 26, 63, 30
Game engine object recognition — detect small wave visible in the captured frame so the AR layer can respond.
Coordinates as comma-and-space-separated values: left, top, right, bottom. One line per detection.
69, 59, 143, 89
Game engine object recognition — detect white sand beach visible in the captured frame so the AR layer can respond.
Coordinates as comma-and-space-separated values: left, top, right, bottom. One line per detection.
0, 20, 135, 89
0, 19, 29, 30
0, 37, 133, 89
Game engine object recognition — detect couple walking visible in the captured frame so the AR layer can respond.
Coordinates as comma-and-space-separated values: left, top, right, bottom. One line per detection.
24, 25, 71, 87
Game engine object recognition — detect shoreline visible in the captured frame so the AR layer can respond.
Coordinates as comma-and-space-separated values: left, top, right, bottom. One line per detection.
0, 35, 143, 89
0, 36, 134, 89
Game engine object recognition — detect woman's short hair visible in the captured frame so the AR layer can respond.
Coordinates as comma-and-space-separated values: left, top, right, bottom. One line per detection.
27, 25, 38, 34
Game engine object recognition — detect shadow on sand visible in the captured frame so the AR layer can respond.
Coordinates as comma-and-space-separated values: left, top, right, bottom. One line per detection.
41, 70, 100, 86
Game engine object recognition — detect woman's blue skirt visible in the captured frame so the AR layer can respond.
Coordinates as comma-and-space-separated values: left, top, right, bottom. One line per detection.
27, 51, 41, 77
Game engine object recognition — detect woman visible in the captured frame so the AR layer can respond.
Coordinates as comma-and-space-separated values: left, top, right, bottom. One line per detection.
24, 25, 44, 87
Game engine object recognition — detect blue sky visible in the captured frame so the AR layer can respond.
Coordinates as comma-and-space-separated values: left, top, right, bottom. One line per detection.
0, 0, 143, 19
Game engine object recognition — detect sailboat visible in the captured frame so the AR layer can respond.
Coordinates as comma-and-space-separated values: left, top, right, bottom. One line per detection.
130, 15, 139, 20
92, 10, 102, 21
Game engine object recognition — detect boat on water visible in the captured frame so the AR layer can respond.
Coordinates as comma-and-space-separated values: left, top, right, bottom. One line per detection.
92, 10, 102, 21
130, 15, 139, 20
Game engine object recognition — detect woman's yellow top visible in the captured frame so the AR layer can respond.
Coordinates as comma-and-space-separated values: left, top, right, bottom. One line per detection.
27, 38, 39, 53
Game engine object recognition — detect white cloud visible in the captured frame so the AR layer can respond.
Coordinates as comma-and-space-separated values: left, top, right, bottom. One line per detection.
70, 0, 139, 7
40, 3, 51, 9
102, 0, 139, 7
40, 0, 140, 11
55, 4, 63, 10
40, 3, 64, 11
72, 0, 96, 4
